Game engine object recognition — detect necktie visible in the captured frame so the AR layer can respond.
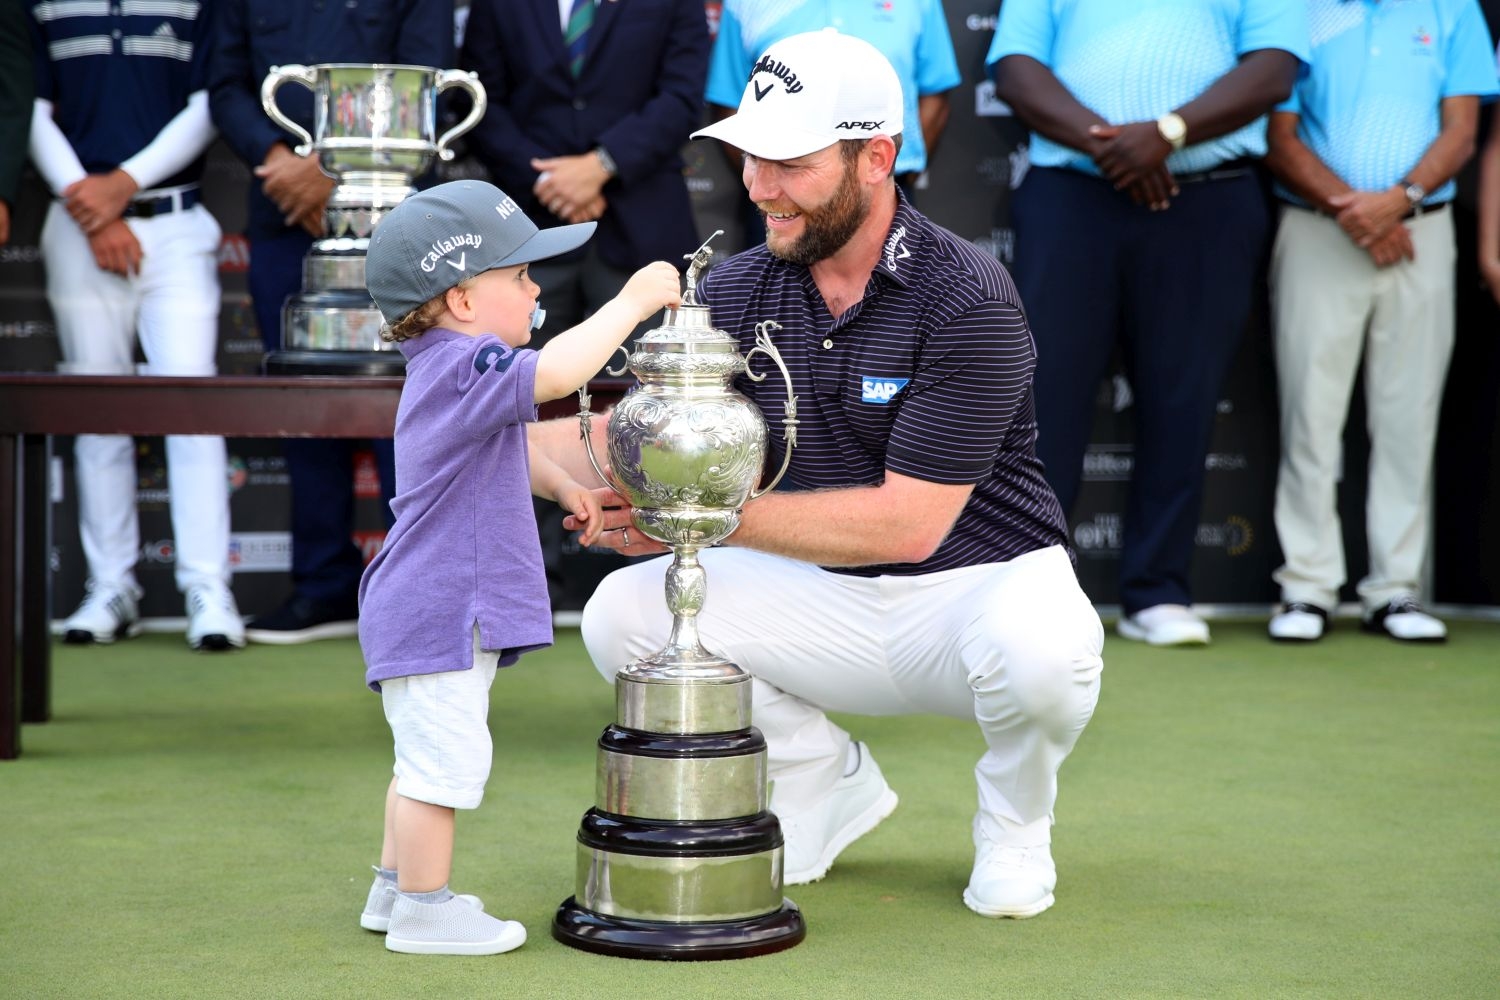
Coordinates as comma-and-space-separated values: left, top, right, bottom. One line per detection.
565, 0, 593, 78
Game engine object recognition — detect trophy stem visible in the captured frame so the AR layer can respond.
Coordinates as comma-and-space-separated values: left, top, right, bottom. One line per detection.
662, 547, 709, 663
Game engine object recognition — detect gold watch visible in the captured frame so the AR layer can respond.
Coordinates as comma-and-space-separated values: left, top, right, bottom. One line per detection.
1156, 112, 1187, 151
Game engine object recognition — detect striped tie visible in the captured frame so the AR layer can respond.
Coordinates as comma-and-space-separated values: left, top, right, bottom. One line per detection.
565, 0, 593, 78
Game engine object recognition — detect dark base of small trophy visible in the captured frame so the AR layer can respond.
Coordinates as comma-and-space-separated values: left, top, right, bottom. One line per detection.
263, 350, 405, 377
552, 897, 805, 961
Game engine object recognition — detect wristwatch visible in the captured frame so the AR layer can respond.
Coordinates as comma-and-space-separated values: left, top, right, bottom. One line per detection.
594, 146, 618, 179
1156, 112, 1188, 151
1399, 177, 1426, 208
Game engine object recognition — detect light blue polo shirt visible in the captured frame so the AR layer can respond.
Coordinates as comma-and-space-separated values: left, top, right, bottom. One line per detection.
1278, 0, 1498, 206
706, 0, 961, 174
986, 0, 1311, 175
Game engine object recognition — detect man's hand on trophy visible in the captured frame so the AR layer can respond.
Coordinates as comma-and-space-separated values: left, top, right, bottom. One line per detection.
563, 486, 666, 556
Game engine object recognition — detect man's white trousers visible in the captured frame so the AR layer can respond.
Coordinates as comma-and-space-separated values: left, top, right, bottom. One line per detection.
583, 545, 1103, 846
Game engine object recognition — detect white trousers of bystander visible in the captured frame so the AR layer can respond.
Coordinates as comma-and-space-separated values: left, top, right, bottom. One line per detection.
41, 199, 230, 593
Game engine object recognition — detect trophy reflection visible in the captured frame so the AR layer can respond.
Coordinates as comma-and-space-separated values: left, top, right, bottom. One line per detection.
553, 236, 805, 960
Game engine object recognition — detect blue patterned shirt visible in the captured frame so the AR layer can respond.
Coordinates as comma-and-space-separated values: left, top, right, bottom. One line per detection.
706, 0, 961, 174
986, 0, 1311, 175
1278, 0, 1498, 206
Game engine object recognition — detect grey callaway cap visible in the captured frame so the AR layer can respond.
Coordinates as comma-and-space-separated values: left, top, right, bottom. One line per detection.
366, 180, 596, 324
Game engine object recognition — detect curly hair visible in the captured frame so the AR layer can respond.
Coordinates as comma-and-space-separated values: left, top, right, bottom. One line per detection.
379, 279, 473, 343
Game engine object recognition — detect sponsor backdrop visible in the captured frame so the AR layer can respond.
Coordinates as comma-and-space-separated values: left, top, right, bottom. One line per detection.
2, 0, 1498, 620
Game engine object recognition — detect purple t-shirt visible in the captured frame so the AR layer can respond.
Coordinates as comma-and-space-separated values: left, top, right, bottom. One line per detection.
360, 327, 552, 691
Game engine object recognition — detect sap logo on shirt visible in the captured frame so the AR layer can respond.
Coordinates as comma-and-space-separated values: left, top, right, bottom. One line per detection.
861, 376, 909, 403
474, 344, 515, 375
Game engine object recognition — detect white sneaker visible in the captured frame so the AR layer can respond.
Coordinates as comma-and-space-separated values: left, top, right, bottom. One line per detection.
1362, 596, 1446, 643
1268, 602, 1329, 642
185, 583, 246, 651
360, 869, 484, 933
62, 583, 143, 645
963, 839, 1057, 919
1117, 604, 1210, 646
385, 894, 525, 956
777, 742, 899, 886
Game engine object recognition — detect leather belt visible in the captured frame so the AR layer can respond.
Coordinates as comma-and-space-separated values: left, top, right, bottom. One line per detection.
122, 187, 201, 218
1174, 159, 1256, 185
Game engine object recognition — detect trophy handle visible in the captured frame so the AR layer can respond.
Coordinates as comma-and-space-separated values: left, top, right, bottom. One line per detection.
744, 320, 799, 500
576, 385, 614, 488
433, 70, 488, 162
260, 64, 319, 156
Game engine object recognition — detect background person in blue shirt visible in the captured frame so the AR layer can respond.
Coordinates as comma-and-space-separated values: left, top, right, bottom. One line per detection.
705, 0, 961, 251
988, 0, 1309, 647
1263, 0, 1497, 644
706, 0, 961, 189
207, 0, 455, 644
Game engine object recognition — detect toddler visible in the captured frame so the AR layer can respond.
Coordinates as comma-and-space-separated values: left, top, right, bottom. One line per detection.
354, 179, 680, 955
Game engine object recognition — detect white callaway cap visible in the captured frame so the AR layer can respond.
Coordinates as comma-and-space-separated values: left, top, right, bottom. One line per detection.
692, 28, 903, 160
366, 179, 595, 324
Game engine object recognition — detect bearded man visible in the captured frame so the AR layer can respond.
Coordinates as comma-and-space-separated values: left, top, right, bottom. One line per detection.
528, 29, 1104, 920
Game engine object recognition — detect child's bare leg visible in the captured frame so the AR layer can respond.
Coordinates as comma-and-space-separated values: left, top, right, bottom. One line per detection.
394, 794, 455, 893
379, 777, 399, 870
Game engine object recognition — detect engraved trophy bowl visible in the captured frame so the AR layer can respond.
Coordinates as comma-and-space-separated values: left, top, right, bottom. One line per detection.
553, 235, 806, 960
258, 63, 486, 374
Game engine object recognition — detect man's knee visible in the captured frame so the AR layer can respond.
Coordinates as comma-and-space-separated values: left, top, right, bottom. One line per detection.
580, 560, 668, 682
966, 613, 1103, 736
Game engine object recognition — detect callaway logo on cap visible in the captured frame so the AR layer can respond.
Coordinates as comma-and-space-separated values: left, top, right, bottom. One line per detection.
365, 180, 596, 325
690, 29, 904, 161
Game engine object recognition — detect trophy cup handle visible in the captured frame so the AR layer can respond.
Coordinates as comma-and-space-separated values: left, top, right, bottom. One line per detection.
433, 70, 488, 163
576, 385, 615, 488
745, 320, 799, 500
260, 64, 319, 156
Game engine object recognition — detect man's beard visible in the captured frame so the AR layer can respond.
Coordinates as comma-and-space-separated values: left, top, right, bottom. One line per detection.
762, 158, 869, 266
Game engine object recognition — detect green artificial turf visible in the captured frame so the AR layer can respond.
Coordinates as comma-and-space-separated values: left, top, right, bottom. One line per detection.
2, 621, 1496, 998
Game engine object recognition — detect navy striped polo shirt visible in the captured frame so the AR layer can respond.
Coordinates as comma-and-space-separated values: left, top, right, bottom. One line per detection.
28, 0, 210, 186
700, 194, 1071, 577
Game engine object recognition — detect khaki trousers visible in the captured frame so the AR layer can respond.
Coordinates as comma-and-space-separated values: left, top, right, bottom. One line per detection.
1269, 205, 1455, 611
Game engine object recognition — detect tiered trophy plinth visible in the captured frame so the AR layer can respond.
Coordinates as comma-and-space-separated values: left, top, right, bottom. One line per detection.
554, 239, 803, 960
267, 239, 397, 375
260, 63, 485, 376
553, 654, 805, 960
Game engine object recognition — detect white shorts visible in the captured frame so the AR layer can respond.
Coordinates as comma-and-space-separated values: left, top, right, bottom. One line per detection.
381, 631, 499, 809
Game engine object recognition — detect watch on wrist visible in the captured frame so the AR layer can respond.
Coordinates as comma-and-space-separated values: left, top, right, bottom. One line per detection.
1156, 112, 1188, 151
594, 146, 618, 178
1400, 177, 1426, 207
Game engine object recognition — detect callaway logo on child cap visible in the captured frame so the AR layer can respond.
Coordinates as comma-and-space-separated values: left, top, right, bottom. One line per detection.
365, 179, 596, 325
691, 28, 904, 161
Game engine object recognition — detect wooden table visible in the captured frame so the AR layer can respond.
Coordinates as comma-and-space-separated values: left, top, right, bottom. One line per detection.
0, 374, 405, 759
0, 372, 629, 759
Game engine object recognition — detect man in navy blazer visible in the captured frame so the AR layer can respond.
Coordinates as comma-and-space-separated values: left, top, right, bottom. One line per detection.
461, 0, 708, 337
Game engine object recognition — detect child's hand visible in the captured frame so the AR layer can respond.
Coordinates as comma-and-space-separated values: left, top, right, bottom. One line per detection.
556, 480, 608, 547
618, 261, 683, 323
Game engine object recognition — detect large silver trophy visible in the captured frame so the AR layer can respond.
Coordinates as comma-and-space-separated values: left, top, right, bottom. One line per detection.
259, 63, 486, 374
553, 236, 805, 960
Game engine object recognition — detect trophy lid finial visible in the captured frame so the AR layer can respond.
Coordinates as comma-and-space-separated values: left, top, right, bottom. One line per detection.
682, 230, 723, 307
